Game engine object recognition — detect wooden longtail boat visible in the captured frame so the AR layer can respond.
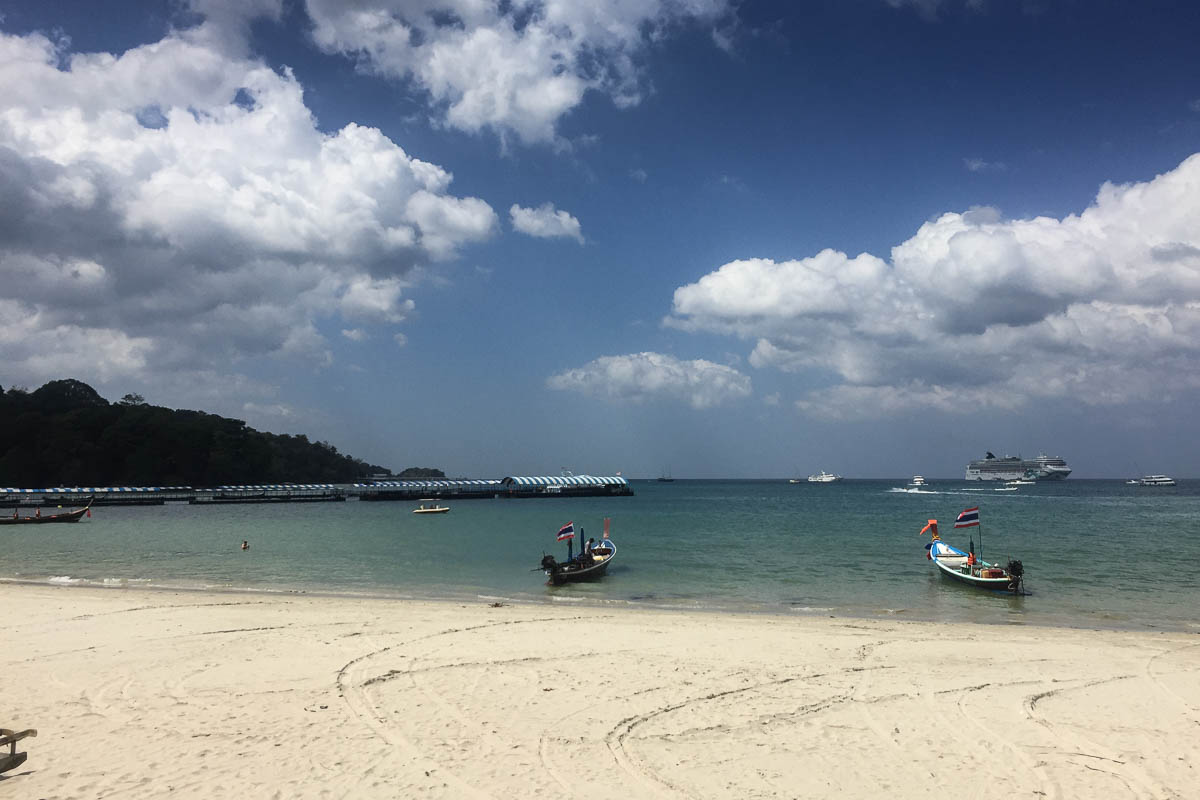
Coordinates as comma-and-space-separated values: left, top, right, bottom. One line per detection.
538, 519, 617, 585
0, 499, 92, 526
919, 515, 1024, 594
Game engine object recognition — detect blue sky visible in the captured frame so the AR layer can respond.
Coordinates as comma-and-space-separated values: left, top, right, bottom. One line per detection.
2, 0, 1200, 478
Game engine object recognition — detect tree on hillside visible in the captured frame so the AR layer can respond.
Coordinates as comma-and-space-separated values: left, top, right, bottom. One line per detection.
0, 379, 395, 485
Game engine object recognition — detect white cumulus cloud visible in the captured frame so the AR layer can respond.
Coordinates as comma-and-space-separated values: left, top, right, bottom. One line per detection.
667, 153, 1200, 418
547, 352, 752, 409
0, 15, 497, 403
509, 203, 584, 243
304, 0, 733, 145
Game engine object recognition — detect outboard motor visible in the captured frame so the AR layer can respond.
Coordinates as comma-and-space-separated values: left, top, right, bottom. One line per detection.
1006, 559, 1024, 593
540, 554, 559, 574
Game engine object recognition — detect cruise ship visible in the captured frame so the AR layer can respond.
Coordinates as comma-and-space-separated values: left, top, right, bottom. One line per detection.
964, 452, 1072, 481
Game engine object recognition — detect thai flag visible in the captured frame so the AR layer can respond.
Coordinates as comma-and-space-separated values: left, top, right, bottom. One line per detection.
954, 507, 980, 528
557, 521, 575, 541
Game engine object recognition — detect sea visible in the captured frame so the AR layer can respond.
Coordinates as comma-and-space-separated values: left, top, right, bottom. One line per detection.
3, 479, 1198, 632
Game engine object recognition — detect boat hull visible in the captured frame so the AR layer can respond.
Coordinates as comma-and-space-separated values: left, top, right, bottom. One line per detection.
928, 540, 1021, 592
0, 505, 89, 525
547, 558, 612, 585
543, 541, 617, 585
933, 559, 1017, 589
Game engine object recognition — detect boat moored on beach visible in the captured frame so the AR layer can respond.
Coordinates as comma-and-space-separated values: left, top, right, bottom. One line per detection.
539, 519, 617, 585
919, 510, 1024, 594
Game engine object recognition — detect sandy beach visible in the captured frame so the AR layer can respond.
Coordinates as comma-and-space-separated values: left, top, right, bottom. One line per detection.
2, 584, 1197, 799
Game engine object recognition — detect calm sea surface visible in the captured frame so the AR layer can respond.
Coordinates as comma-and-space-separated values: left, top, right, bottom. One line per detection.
3, 479, 1199, 631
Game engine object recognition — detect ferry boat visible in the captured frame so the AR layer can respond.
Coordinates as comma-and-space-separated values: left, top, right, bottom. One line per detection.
1135, 475, 1176, 486
807, 471, 842, 483
964, 452, 1071, 481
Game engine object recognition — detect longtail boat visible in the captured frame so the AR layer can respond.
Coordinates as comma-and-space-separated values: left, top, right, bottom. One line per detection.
1, 498, 92, 525
538, 519, 617, 585
919, 512, 1023, 593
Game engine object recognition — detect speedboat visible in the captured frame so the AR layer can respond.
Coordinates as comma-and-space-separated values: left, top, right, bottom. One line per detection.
413, 501, 450, 514
807, 471, 842, 483
907, 475, 929, 489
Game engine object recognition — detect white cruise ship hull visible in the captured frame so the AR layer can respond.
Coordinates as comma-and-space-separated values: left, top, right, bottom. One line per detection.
964, 453, 1072, 481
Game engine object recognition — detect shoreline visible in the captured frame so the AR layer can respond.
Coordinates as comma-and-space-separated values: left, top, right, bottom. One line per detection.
3, 575, 1197, 635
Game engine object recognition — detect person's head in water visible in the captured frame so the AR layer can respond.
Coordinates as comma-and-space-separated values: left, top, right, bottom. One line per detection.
241, 540, 249, 550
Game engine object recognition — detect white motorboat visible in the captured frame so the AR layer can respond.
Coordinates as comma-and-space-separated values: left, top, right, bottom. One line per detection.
1135, 475, 1176, 486
807, 471, 842, 483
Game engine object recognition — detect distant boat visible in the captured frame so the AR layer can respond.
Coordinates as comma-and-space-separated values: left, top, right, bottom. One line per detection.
1134, 475, 1176, 486
907, 475, 929, 489
657, 467, 674, 482
412, 501, 449, 514
807, 471, 842, 483
1, 498, 92, 525
965, 452, 1071, 481
920, 514, 1023, 594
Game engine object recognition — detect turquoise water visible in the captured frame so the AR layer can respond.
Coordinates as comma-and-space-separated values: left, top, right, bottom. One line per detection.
3, 479, 1199, 631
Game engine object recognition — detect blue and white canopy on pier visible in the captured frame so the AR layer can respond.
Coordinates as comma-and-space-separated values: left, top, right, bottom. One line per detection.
501, 475, 628, 487
0, 486, 188, 493
353, 480, 502, 489
199, 484, 340, 491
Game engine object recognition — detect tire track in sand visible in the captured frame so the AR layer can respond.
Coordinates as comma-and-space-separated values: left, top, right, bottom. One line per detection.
335, 615, 598, 798
603, 666, 887, 798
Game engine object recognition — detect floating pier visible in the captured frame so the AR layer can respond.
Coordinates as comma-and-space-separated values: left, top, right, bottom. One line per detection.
355, 475, 633, 501
0, 487, 192, 506
1, 475, 632, 506
189, 484, 346, 504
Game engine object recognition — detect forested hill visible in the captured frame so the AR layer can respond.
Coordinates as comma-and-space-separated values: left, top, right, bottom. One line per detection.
0, 379, 401, 486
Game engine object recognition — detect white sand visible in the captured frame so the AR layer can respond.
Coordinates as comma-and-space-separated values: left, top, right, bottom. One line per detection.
2, 583, 1198, 798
